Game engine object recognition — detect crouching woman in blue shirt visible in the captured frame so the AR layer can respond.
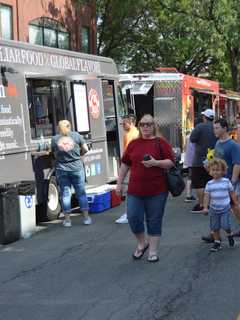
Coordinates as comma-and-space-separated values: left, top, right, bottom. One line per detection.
51, 120, 92, 227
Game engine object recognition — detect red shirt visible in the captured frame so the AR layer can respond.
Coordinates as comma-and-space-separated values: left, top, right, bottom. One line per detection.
121, 137, 174, 196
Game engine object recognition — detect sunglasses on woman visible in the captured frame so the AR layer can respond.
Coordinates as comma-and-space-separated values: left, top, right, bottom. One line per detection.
139, 122, 154, 128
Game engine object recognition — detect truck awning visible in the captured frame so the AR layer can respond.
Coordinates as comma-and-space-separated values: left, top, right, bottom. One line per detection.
194, 88, 240, 100
192, 88, 218, 95
219, 93, 240, 101
121, 81, 154, 95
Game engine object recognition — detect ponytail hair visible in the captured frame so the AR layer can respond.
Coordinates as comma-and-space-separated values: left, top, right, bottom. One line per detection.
58, 120, 71, 136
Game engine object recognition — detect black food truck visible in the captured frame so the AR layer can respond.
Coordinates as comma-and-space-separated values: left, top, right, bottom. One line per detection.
0, 39, 125, 221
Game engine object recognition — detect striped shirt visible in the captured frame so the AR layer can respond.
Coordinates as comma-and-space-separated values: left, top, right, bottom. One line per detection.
204, 178, 233, 212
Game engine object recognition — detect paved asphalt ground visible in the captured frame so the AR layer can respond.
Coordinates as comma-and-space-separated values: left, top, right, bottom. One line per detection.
0, 195, 240, 320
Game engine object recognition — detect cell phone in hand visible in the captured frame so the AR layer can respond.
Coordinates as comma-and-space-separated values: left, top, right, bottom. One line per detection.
143, 154, 151, 161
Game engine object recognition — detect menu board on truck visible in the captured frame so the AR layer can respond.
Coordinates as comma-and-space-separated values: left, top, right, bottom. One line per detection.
72, 83, 90, 133
0, 73, 34, 184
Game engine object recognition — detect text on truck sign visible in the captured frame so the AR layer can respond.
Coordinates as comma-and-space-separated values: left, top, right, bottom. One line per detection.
0, 46, 101, 74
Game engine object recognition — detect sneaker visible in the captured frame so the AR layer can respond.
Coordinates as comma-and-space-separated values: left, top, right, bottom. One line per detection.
83, 216, 92, 225
228, 235, 235, 247
210, 241, 222, 252
115, 213, 128, 224
59, 212, 65, 218
232, 230, 240, 237
201, 234, 214, 243
185, 195, 196, 202
202, 234, 222, 243
190, 204, 204, 213
62, 220, 72, 227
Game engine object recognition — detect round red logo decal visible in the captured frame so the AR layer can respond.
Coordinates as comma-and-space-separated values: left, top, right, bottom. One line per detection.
88, 88, 100, 119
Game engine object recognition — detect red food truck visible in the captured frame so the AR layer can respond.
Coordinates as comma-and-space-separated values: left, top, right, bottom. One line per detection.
120, 68, 219, 156
217, 89, 240, 139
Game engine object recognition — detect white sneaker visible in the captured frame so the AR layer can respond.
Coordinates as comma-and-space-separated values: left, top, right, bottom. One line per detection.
115, 213, 128, 224
62, 220, 72, 227
59, 212, 65, 218
83, 216, 92, 225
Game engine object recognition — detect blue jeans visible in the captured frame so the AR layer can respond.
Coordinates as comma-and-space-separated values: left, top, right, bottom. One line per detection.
127, 193, 168, 236
209, 208, 231, 231
56, 169, 89, 213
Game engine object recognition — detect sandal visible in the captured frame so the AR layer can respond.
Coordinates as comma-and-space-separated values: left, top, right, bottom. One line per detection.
132, 243, 149, 260
147, 254, 159, 263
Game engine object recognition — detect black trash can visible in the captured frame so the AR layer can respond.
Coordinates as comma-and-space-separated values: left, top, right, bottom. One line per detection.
18, 181, 35, 196
0, 183, 21, 245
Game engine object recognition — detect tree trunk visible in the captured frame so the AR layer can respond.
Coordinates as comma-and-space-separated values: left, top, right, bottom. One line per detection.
228, 46, 240, 91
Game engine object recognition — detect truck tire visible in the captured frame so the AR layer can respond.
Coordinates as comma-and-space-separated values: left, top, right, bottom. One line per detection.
47, 176, 61, 221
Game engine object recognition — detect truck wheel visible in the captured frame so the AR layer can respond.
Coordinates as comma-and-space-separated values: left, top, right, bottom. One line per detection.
47, 176, 61, 221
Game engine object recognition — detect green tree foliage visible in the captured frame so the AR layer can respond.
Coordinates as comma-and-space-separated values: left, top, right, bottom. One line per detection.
155, 0, 240, 90
75, 0, 240, 90
96, 0, 150, 69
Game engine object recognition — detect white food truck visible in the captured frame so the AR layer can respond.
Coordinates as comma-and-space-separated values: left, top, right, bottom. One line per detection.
0, 39, 126, 221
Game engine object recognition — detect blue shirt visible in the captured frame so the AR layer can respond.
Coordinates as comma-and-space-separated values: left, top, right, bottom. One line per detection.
51, 131, 86, 171
214, 138, 240, 178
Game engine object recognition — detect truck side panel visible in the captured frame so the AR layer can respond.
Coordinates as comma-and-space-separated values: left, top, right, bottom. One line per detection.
0, 73, 34, 184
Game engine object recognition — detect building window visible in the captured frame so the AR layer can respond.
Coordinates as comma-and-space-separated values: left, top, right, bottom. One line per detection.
29, 17, 70, 50
43, 27, 57, 47
81, 26, 90, 53
29, 25, 43, 45
0, 4, 13, 40
58, 32, 70, 49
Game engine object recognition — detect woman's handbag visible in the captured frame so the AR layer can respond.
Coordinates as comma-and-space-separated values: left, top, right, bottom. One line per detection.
165, 166, 185, 197
157, 139, 185, 197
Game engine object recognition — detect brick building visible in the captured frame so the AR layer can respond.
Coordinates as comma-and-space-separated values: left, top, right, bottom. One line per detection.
0, 0, 96, 54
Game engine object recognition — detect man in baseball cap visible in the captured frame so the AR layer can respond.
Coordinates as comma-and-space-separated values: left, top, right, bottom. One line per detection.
190, 108, 217, 213
201, 109, 215, 119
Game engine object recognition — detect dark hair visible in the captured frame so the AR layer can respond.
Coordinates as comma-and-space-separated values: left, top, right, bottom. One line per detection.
206, 116, 214, 122
214, 118, 229, 131
122, 114, 136, 124
129, 114, 136, 122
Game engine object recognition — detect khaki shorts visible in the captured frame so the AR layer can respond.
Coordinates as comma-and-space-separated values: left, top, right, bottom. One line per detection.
121, 172, 129, 197
234, 180, 240, 199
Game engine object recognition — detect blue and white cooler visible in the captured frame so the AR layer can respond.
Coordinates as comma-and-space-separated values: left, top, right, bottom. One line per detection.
86, 185, 111, 213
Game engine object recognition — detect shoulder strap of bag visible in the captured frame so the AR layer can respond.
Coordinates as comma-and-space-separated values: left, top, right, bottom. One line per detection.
156, 138, 165, 160
155, 138, 167, 178
157, 138, 176, 169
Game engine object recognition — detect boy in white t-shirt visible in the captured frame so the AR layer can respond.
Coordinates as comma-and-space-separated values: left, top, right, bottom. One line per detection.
203, 159, 238, 252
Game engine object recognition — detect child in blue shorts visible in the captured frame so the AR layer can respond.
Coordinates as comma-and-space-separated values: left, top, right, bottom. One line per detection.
203, 158, 237, 252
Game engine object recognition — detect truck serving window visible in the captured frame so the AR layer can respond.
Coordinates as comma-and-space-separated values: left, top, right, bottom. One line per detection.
27, 79, 66, 139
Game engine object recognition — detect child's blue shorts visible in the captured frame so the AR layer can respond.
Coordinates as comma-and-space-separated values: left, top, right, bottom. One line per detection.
209, 207, 231, 231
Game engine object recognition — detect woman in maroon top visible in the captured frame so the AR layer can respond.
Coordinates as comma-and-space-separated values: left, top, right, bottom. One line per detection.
116, 114, 174, 262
